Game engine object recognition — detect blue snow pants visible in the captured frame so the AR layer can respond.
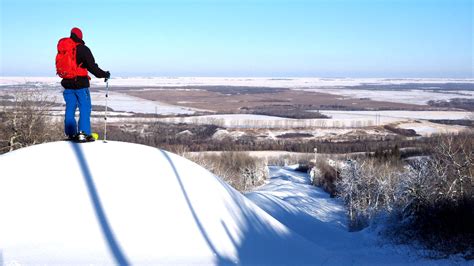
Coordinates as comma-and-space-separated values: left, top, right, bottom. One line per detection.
63, 88, 92, 136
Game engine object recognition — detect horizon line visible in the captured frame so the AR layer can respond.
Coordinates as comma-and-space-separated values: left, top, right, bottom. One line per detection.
1, 76, 473, 80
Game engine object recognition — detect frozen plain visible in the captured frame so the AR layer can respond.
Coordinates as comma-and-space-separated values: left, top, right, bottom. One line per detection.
0, 77, 471, 135
1, 76, 473, 107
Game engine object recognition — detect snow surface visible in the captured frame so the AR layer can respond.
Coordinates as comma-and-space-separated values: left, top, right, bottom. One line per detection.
318, 110, 472, 121
247, 167, 471, 265
90, 90, 196, 115
0, 85, 195, 115
1, 76, 472, 88
1, 77, 473, 113
396, 121, 466, 136
0, 141, 319, 265
160, 112, 471, 132
301, 88, 474, 105
162, 114, 292, 128
1, 142, 469, 265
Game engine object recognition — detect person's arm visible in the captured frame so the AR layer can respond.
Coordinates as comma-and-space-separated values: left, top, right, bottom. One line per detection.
79, 45, 109, 78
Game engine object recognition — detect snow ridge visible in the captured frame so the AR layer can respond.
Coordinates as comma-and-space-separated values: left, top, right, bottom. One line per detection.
0, 141, 469, 265
0, 141, 319, 265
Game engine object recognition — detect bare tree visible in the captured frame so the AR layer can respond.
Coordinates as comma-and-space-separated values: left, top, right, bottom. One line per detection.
336, 158, 406, 230
0, 89, 62, 153
433, 132, 473, 200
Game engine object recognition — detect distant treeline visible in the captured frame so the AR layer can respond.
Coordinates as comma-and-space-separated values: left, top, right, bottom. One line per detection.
429, 119, 474, 127
427, 98, 474, 111
105, 121, 446, 156
240, 104, 330, 119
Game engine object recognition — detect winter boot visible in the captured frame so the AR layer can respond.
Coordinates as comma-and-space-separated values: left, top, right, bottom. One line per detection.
75, 132, 95, 143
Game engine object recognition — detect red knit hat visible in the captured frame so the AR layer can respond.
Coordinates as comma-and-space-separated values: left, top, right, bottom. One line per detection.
71, 27, 83, 40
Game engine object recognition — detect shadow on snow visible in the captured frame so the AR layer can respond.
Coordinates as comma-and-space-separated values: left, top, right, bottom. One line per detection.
70, 142, 130, 266
70, 143, 316, 265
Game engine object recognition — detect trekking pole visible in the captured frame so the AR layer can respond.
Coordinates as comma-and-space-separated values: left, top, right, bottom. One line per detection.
104, 80, 109, 142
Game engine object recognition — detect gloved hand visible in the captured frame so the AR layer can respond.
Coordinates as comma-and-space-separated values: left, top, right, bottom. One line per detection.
104, 71, 111, 82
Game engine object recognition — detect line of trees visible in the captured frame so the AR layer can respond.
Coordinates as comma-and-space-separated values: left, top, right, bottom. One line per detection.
162, 116, 377, 129
107, 122, 434, 156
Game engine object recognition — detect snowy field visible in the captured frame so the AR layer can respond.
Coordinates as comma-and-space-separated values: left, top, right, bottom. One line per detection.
161, 114, 290, 128
314, 111, 471, 136
0, 86, 196, 115
302, 87, 474, 105
1, 76, 472, 88
90, 90, 196, 115
1, 77, 472, 136
1, 77, 473, 113
160, 114, 347, 128
396, 121, 467, 136
1, 141, 469, 265
160, 113, 471, 132
161, 114, 369, 128
318, 110, 472, 122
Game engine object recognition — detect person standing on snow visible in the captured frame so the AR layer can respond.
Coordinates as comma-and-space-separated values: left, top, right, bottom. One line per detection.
57, 27, 110, 141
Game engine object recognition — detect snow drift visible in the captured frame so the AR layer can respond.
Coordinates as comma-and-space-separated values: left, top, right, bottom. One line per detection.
0, 141, 323, 265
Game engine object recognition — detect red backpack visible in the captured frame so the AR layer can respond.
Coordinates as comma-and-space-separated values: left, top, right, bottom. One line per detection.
55, 38, 88, 79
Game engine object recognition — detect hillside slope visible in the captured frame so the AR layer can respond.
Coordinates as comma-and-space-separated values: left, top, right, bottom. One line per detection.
0, 141, 469, 265
0, 141, 323, 265
248, 167, 433, 265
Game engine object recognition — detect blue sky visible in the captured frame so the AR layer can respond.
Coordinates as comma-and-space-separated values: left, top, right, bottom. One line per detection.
0, 0, 472, 77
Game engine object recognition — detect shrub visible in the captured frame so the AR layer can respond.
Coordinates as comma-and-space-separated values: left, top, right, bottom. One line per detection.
393, 133, 474, 257
335, 132, 474, 256
186, 152, 268, 192
384, 125, 418, 137
0, 89, 63, 153
311, 159, 339, 197
267, 153, 313, 167
276, 133, 313, 139
336, 159, 404, 230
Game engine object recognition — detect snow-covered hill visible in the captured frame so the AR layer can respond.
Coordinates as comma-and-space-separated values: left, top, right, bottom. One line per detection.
0, 141, 322, 265
0, 142, 469, 265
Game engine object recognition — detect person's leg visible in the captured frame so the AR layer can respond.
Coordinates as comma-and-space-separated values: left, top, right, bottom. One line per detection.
76, 88, 92, 135
63, 89, 78, 137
